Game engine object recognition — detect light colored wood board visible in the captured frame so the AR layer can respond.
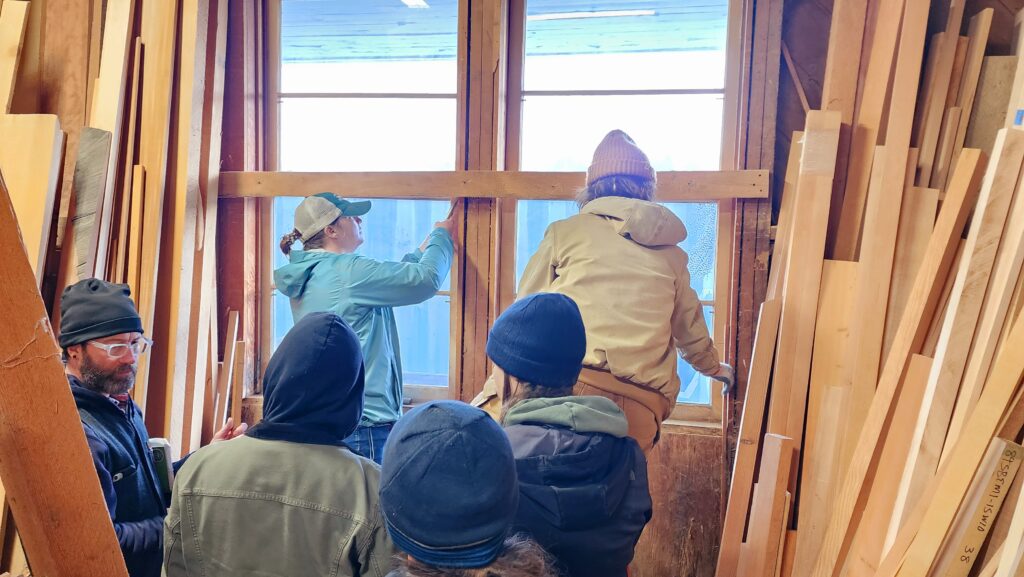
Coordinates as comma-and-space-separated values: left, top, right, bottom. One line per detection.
776, 493, 793, 577
923, 241, 966, 358
717, 299, 783, 577
89, 0, 136, 278
782, 43, 810, 114
916, 0, 966, 186
70, 127, 112, 279
213, 310, 239, 433
938, 441, 1021, 577
845, 354, 933, 577
975, 470, 1024, 576
932, 107, 964, 191
994, 474, 1024, 577
944, 37, 969, 112
230, 340, 244, 426
767, 131, 803, 301
915, 32, 945, 150
1005, 9, 1024, 129
894, 314, 1024, 576
737, 434, 794, 577
0, 0, 28, 114
7, 0, 38, 114
811, 149, 986, 577
884, 186, 939, 362
157, 0, 209, 456
999, 263, 1024, 353
113, 38, 143, 283
192, 0, 227, 449
949, 11, 994, 191
976, 544, 1002, 577
832, 0, 907, 260
0, 114, 64, 284
133, 0, 180, 416
792, 260, 859, 577
0, 168, 128, 576
219, 170, 771, 201
842, 0, 933, 469
781, 529, 797, 577
821, 0, 870, 249
946, 140, 1024, 465
875, 455, 954, 576
966, 57, 1017, 159
937, 129, 1024, 464
767, 111, 841, 446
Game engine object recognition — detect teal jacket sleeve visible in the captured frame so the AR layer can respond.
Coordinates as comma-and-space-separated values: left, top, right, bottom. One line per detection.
345, 229, 454, 307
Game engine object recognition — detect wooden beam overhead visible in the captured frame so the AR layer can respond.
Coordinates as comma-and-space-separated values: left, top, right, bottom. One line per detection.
218, 170, 770, 201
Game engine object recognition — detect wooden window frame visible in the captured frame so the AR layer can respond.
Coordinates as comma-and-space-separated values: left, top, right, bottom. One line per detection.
258, 0, 748, 425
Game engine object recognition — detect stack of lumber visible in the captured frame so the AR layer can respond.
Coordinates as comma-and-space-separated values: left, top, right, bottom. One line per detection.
0, 0, 242, 572
718, 2, 1024, 577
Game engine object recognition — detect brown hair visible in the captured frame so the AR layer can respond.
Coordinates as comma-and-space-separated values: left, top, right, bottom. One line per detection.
499, 374, 574, 423
279, 226, 330, 256
576, 174, 656, 208
393, 535, 559, 577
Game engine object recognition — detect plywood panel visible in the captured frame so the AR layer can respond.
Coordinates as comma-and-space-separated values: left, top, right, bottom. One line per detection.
966, 57, 1017, 159
0, 114, 64, 284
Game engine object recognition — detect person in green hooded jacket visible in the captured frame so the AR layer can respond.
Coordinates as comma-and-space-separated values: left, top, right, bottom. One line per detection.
274, 192, 455, 463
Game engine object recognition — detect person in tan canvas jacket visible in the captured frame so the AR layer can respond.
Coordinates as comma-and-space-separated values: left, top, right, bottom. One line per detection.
474, 129, 733, 452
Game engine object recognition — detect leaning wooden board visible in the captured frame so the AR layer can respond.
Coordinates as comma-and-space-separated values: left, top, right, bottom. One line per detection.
810, 148, 986, 577
0, 159, 128, 577
0, 114, 64, 285
0, 0, 29, 114
133, 0, 180, 416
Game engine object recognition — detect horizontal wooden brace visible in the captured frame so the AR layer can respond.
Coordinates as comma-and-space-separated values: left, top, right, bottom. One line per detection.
219, 170, 770, 201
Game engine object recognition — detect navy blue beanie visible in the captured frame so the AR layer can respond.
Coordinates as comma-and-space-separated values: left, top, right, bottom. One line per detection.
59, 278, 144, 348
379, 401, 518, 568
485, 293, 587, 389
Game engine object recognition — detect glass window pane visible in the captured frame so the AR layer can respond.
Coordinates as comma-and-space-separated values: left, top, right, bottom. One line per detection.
665, 203, 717, 301
524, 1, 728, 91
272, 198, 452, 384
520, 94, 724, 172
281, 0, 458, 94
677, 306, 714, 404
280, 98, 457, 171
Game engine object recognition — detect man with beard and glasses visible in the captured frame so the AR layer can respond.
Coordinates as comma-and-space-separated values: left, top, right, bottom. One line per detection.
59, 279, 246, 577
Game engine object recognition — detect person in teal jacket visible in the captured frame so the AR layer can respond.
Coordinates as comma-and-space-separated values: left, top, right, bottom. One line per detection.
274, 192, 455, 463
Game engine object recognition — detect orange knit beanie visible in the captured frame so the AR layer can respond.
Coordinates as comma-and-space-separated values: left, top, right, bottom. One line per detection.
586, 129, 656, 185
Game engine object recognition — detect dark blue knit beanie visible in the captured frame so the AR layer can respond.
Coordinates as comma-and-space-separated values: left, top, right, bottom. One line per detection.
379, 401, 518, 568
59, 278, 144, 348
485, 293, 587, 388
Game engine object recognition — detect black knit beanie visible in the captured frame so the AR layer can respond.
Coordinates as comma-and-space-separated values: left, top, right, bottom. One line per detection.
59, 278, 144, 348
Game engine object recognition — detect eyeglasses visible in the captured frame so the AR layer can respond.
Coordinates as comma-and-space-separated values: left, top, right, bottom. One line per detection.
87, 337, 153, 359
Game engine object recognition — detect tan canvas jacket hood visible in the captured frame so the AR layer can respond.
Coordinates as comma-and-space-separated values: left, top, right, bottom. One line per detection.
509, 196, 719, 414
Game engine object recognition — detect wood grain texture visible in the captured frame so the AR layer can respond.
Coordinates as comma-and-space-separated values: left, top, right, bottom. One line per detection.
884, 186, 938, 361
792, 260, 859, 577
0, 0, 28, 114
70, 127, 112, 280
737, 434, 795, 577
767, 111, 841, 448
832, 0, 907, 260
810, 149, 986, 577
947, 10, 994, 191
893, 317, 1024, 576
915, 0, 966, 186
219, 170, 770, 201
966, 57, 1016, 160
0, 114, 64, 284
0, 168, 128, 577
718, 300, 782, 577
